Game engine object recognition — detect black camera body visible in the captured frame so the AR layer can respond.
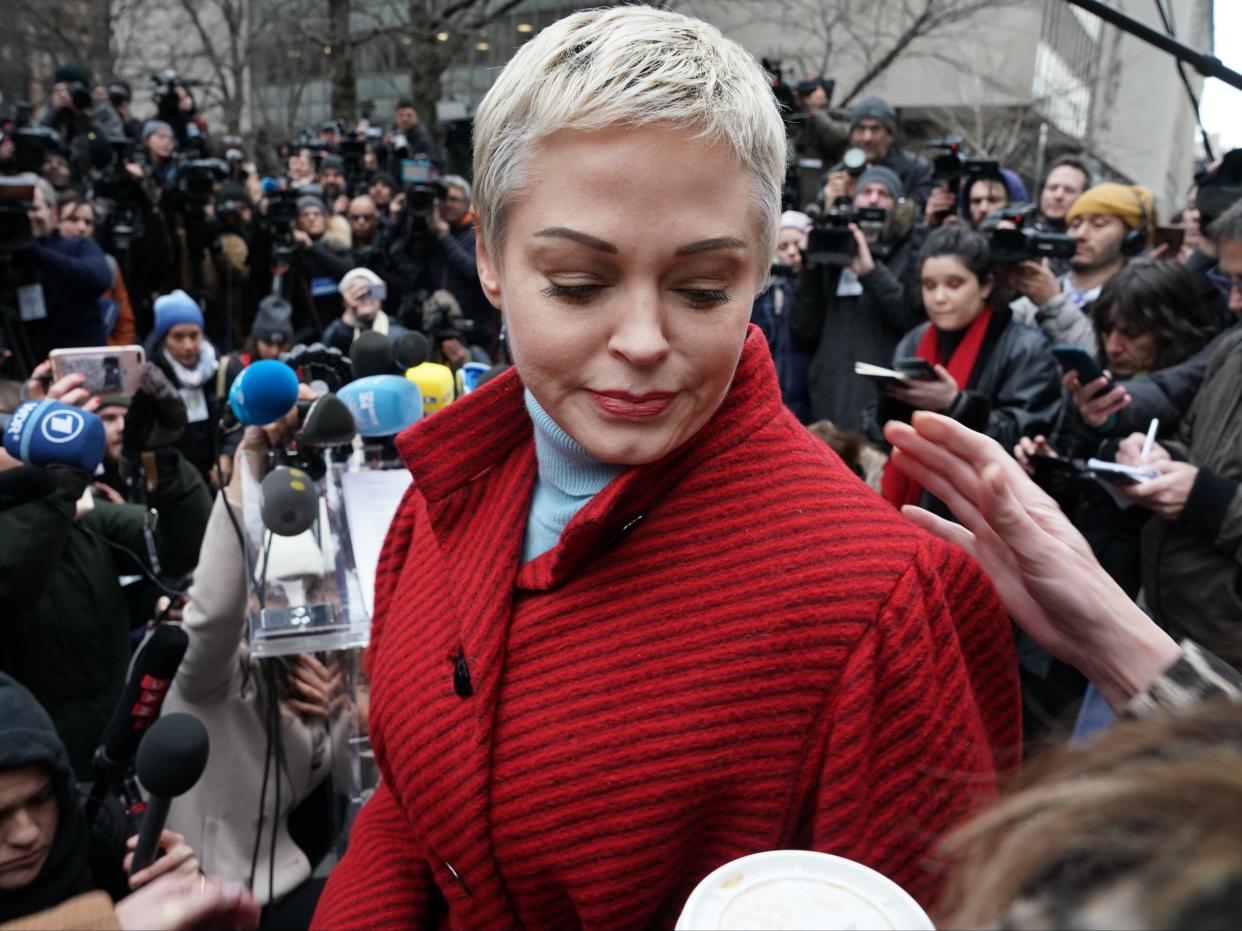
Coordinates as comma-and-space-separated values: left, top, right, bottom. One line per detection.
987, 203, 1077, 264
806, 206, 886, 267
405, 179, 448, 217
0, 126, 60, 174
177, 158, 229, 204
928, 137, 998, 190
0, 179, 35, 253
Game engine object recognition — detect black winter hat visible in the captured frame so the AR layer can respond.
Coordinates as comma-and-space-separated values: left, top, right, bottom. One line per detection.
52, 62, 92, 87
252, 295, 295, 343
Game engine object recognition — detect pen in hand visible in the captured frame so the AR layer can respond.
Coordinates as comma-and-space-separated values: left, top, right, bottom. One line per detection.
1139, 418, 1159, 462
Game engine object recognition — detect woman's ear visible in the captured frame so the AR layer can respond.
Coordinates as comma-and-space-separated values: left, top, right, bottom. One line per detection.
979, 278, 994, 303
475, 232, 504, 311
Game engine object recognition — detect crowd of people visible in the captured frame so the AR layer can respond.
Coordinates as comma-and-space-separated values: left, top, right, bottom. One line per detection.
2, 5, 1241, 929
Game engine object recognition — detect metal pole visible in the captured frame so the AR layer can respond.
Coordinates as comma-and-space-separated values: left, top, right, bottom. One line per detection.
1063, 0, 1242, 92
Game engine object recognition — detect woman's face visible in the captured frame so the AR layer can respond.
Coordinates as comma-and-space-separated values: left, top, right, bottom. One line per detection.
921, 255, 991, 332
478, 125, 767, 465
165, 323, 203, 368
777, 228, 807, 272
256, 338, 285, 360
58, 204, 94, 239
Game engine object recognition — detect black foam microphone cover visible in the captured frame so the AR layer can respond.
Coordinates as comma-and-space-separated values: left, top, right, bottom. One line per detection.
260, 466, 319, 536
394, 330, 430, 370
0, 465, 58, 513
299, 393, 358, 448
350, 330, 394, 379
130, 713, 209, 876
97, 624, 190, 768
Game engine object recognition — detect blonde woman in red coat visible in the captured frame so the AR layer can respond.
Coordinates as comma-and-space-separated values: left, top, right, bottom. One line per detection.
312, 7, 1021, 929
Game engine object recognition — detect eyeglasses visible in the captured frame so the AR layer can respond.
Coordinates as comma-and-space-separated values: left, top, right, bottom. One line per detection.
1206, 270, 1242, 294
348, 213, 377, 221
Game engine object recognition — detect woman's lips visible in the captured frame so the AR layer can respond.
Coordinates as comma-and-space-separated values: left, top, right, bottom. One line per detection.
588, 390, 675, 419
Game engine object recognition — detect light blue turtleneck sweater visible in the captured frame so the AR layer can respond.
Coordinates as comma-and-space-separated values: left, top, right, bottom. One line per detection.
522, 390, 625, 564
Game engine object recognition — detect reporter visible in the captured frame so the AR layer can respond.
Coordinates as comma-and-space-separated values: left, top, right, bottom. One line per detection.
0, 676, 213, 926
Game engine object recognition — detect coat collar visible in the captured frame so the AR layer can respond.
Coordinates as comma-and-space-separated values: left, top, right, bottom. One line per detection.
395, 324, 784, 590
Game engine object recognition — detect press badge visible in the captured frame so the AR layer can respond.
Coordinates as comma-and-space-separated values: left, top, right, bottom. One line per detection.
835, 268, 864, 297
180, 387, 209, 423
18, 284, 47, 322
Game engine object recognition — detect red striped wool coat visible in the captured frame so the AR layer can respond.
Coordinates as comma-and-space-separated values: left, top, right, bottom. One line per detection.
313, 326, 1020, 930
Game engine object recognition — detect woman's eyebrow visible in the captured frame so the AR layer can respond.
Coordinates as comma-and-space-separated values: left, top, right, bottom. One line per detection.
533, 228, 746, 257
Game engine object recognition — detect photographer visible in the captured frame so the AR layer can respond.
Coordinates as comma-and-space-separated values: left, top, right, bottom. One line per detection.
200, 183, 254, 349
0, 362, 210, 777
34, 63, 125, 177
846, 96, 934, 207
790, 77, 850, 167
322, 267, 409, 353
1009, 182, 1153, 352
959, 167, 1028, 230
390, 100, 439, 162
106, 80, 143, 145
791, 166, 925, 432
751, 211, 813, 421
318, 156, 349, 215
14, 173, 112, 365
287, 196, 354, 337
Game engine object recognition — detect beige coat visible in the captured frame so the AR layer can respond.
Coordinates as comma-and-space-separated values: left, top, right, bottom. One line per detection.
162, 496, 333, 905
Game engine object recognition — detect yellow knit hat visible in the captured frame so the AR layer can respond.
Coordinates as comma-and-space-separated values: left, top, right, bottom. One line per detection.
1066, 182, 1155, 233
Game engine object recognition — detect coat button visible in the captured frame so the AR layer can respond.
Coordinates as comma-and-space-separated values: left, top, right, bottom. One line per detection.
453, 647, 474, 698
444, 860, 473, 896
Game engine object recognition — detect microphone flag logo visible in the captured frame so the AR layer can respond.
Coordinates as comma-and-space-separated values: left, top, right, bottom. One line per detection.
42, 409, 85, 444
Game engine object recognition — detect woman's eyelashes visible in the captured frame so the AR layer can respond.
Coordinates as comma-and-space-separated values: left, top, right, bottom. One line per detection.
540, 283, 731, 308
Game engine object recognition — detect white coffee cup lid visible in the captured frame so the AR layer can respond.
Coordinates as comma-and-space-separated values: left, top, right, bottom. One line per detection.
675, 849, 935, 930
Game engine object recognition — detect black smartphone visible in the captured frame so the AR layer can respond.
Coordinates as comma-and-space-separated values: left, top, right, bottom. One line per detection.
894, 357, 936, 380
1051, 345, 1113, 395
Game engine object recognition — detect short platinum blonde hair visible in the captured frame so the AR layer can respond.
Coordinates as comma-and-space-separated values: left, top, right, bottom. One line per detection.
472, 5, 786, 265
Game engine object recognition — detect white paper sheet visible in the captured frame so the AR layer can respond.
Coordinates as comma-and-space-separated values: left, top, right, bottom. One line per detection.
340, 469, 413, 617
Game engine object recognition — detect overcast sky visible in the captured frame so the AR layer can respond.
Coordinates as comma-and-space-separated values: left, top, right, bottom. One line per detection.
1199, 0, 1241, 153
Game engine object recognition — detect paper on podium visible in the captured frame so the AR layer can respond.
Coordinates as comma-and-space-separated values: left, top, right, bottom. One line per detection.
340, 469, 413, 617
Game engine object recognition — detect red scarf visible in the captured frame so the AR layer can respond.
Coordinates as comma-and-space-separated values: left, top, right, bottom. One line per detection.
881, 305, 994, 508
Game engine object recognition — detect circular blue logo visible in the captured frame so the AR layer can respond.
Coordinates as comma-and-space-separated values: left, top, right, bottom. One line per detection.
41, 408, 85, 445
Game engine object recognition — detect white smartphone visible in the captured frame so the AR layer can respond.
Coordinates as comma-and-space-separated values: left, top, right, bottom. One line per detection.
49, 345, 146, 395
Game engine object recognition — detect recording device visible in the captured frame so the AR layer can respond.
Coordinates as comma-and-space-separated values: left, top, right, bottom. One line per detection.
1050, 344, 1115, 397
85, 624, 190, 823
228, 359, 301, 426
393, 331, 429, 370
987, 203, 1077, 264
1196, 148, 1242, 227
4, 400, 107, 471
298, 394, 358, 449
928, 137, 999, 189
805, 206, 886, 267
176, 157, 229, 204
841, 147, 867, 177
50, 345, 145, 394
349, 331, 396, 379
0, 464, 57, 512
282, 342, 353, 394
260, 466, 320, 536
0, 125, 59, 175
457, 361, 490, 396
339, 375, 424, 437
129, 713, 210, 876
405, 362, 455, 414
0, 178, 35, 252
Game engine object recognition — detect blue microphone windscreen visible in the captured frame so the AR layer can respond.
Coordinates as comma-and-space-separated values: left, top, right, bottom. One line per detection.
339, 375, 423, 438
229, 360, 300, 426
3, 400, 106, 472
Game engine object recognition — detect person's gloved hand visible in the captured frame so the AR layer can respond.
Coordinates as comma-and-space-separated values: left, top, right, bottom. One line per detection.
122, 363, 187, 455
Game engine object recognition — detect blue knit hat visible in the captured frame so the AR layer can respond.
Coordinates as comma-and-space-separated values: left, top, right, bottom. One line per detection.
154, 289, 204, 341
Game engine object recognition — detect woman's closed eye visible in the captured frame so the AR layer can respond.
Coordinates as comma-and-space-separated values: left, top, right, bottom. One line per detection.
541, 282, 731, 308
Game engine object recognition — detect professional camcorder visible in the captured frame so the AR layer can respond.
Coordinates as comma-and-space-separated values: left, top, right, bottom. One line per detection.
805, 205, 887, 267
0, 178, 35, 252
927, 137, 999, 189
987, 202, 1077, 264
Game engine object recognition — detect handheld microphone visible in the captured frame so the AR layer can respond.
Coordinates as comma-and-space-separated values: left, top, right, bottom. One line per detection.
0, 465, 58, 512
298, 394, 358, 448
3, 400, 106, 472
260, 466, 320, 536
339, 375, 423, 437
393, 330, 429, 370
129, 713, 210, 876
228, 360, 300, 426
349, 331, 395, 379
405, 362, 455, 414
86, 624, 189, 822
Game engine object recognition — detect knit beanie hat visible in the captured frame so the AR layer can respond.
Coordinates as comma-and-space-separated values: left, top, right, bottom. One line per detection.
320, 155, 344, 172
251, 295, 295, 343
1066, 182, 1154, 231
780, 210, 814, 235
142, 120, 174, 143
52, 62, 91, 87
297, 194, 327, 216
850, 96, 897, 134
339, 267, 384, 296
154, 289, 204, 341
855, 165, 905, 200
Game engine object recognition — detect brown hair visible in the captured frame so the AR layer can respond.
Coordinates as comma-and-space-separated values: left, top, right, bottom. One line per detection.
936, 699, 1242, 928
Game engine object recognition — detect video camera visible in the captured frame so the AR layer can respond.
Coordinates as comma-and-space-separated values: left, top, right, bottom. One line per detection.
151, 70, 200, 112
987, 203, 1076, 264
0, 179, 35, 253
928, 137, 999, 191
265, 188, 301, 267
177, 157, 229, 204
92, 140, 147, 254
0, 124, 60, 175
805, 204, 887, 267
338, 132, 367, 189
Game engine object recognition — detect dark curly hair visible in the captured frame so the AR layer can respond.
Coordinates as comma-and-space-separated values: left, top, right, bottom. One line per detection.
918, 225, 993, 283
1088, 259, 1214, 370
